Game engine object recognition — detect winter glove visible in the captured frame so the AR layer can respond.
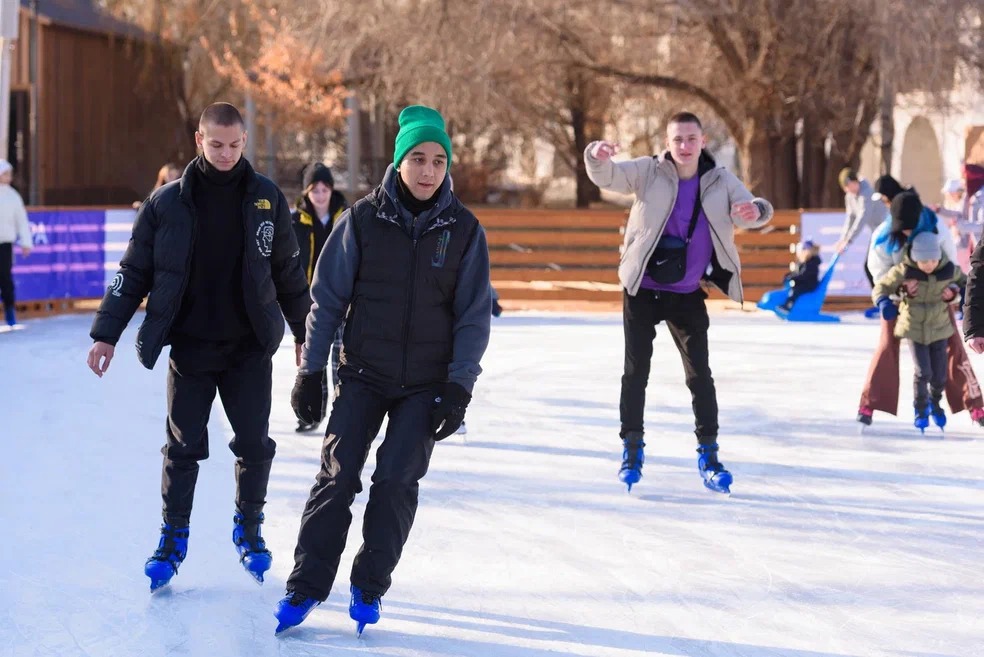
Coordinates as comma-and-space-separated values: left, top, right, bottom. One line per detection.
430, 382, 471, 440
491, 298, 503, 317
291, 371, 325, 425
876, 297, 898, 322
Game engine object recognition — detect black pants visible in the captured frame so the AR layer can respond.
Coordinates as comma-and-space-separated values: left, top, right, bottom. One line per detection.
0, 242, 14, 311
621, 288, 718, 444
910, 339, 948, 408
287, 368, 436, 600
161, 338, 276, 525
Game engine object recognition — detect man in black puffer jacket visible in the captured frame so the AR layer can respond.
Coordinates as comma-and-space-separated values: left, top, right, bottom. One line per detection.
274, 105, 491, 635
86, 102, 310, 591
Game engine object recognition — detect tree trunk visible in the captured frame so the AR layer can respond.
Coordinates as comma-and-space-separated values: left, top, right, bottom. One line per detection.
773, 133, 799, 210
800, 118, 828, 208
567, 69, 603, 208
571, 103, 600, 208
741, 117, 799, 209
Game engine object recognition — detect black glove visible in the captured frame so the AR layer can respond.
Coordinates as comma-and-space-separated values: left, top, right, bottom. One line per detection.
430, 382, 471, 440
491, 298, 503, 317
291, 371, 325, 425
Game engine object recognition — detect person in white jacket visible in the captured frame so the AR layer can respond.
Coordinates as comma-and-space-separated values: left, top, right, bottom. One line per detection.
584, 111, 773, 495
0, 159, 31, 327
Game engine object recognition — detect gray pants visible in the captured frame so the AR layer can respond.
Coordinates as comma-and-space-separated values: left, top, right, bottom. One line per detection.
910, 339, 948, 408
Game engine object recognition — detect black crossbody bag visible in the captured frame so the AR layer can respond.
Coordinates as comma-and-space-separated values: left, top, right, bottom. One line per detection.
645, 192, 702, 284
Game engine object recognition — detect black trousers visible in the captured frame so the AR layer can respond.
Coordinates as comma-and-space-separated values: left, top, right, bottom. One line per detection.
287, 368, 436, 600
621, 288, 718, 444
910, 339, 948, 408
0, 242, 14, 310
161, 338, 276, 525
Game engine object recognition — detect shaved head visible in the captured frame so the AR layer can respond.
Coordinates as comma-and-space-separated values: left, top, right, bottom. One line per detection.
199, 102, 245, 132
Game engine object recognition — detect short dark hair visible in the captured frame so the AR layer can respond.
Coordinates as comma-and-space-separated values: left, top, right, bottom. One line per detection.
199, 102, 245, 131
668, 111, 703, 130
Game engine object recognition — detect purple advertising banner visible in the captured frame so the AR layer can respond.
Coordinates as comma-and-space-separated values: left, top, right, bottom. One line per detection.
12, 210, 107, 301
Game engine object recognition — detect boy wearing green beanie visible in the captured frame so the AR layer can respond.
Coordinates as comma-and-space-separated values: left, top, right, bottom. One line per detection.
276, 105, 492, 637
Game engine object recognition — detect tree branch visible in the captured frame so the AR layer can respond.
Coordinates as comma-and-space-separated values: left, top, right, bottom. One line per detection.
579, 63, 744, 141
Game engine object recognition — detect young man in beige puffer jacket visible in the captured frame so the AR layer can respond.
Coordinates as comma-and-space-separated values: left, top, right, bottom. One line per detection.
585, 111, 773, 494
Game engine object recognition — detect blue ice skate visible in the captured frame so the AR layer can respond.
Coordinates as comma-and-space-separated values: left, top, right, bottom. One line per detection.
350, 585, 382, 637
233, 511, 272, 584
274, 590, 320, 635
618, 432, 645, 492
144, 523, 189, 592
697, 444, 733, 494
914, 404, 930, 434
929, 400, 946, 430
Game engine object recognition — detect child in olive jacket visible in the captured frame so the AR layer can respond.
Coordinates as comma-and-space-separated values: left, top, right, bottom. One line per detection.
873, 231, 965, 429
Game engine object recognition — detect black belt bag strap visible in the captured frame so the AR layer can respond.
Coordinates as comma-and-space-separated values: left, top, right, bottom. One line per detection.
646, 192, 702, 284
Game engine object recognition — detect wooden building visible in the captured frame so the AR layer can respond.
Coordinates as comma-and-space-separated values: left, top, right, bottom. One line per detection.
7, 0, 189, 204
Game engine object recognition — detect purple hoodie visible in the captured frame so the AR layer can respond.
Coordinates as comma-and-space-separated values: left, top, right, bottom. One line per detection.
640, 175, 713, 294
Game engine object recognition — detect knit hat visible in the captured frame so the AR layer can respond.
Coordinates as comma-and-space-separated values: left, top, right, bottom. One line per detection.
890, 192, 924, 234
393, 105, 452, 169
838, 167, 858, 188
800, 239, 817, 251
302, 162, 334, 190
872, 175, 905, 202
910, 231, 942, 263
0, 159, 12, 176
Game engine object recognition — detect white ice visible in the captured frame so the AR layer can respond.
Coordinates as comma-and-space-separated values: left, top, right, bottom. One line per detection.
1, 311, 982, 657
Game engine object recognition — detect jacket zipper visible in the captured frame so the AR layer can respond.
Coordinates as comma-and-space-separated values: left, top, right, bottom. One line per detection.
164, 198, 198, 344
698, 176, 745, 303
400, 216, 419, 386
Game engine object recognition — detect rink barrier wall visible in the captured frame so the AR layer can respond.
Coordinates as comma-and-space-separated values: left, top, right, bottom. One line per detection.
7, 206, 864, 318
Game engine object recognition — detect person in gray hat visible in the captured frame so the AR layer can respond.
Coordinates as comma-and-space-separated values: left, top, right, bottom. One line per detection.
872, 229, 966, 431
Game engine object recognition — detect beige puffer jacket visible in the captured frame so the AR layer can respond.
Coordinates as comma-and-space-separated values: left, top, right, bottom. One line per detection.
584, 146, 773, 303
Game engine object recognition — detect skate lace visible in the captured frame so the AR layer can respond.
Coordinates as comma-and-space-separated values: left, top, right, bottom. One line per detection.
697, 446, 725, 473
621, 437, 644, 470
288, 591, 312, 607
153, 526, 188, 561
235, 515, 270, 554
360, 590, 382, 606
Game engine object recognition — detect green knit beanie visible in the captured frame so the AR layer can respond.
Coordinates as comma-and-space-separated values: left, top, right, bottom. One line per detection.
393, 105, 453, 169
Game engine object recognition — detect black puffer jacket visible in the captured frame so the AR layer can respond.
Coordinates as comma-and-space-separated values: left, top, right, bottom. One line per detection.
90, 157, 311, 368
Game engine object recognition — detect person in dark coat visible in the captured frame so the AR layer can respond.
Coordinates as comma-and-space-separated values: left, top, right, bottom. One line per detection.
274, 105, 491, 636
86, 102, 311, 591
291, 162, 348, 432
781, 240, 822, 310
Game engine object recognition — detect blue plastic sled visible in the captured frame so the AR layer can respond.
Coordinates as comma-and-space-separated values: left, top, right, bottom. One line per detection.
756, 253, 841, 323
